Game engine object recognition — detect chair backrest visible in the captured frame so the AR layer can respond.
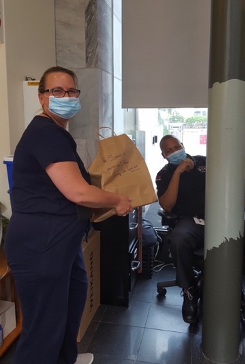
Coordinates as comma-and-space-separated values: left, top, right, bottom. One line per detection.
157, 208, 177, 230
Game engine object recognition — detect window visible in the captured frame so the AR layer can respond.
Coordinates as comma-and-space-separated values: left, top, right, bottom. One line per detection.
158, 108, 208, 156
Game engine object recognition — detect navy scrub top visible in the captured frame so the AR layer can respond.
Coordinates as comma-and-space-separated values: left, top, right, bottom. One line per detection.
11, 115, 91, 218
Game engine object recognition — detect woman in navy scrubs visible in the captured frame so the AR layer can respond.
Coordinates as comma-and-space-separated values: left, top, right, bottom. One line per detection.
5, 66, 132, 364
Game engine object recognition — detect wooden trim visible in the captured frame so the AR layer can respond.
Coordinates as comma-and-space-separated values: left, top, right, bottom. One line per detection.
0, 247, 22, 357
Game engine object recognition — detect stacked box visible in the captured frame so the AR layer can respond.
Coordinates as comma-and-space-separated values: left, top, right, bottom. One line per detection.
0, 300, 16, 339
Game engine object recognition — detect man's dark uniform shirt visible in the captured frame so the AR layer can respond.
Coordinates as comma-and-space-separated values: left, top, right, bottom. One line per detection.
155, 155, 206, 218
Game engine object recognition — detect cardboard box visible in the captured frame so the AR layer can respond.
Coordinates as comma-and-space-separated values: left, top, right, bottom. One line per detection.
0, 300, 16, 339
77, 229, 100, 341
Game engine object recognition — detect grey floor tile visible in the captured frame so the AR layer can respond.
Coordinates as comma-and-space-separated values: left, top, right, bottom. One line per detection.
77, 320, 100, 352
137, 327, 191, 364
86, 322, 144, 360
131, 278, 156, 303
145, 301, 189, 333
93, 355, 135, 364
101, 300, 151, 327
153, 285, 183, 307
92, 304, 107, 322
155, 265, 176, 282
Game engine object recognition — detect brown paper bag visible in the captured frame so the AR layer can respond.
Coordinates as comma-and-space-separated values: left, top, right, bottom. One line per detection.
88, 133, 157, 222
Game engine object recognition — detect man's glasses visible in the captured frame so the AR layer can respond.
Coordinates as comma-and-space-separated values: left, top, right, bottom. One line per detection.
43, 88, 81, 98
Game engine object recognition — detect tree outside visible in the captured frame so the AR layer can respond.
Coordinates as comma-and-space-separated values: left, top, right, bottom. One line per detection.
158, 108, 207, 135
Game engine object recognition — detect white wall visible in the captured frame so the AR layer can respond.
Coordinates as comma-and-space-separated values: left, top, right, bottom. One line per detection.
0, 42, 10, 217
136, 109, 163, 185
0, 0, 56, 217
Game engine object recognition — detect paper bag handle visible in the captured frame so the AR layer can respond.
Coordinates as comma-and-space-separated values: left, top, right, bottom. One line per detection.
96, 126, 117, 139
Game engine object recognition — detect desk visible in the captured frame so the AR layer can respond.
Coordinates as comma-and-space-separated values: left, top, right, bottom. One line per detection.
0, 247, 22, 356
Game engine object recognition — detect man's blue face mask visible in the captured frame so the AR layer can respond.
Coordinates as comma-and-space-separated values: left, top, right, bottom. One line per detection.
166, 148, 187, 165
48, 96, 81, 119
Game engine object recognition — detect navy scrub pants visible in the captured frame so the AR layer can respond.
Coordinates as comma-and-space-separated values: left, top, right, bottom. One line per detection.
5, 212, 88, 364
167, 216, 204, 289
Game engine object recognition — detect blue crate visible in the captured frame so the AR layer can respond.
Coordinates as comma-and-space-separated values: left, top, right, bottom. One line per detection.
3, 156, 13, 194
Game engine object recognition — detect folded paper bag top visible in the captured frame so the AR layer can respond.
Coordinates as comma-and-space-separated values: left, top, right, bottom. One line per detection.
88, 133, 157, 222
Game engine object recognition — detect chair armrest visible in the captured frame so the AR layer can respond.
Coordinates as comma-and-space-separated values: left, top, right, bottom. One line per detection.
157, 208, 177, 220
157, 208, 177, 227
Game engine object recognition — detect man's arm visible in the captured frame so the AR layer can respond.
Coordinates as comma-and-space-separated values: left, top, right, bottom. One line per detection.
159, 158, 194, 212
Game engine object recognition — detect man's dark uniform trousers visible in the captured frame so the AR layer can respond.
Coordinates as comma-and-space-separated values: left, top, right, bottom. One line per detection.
155, 155, 206, 289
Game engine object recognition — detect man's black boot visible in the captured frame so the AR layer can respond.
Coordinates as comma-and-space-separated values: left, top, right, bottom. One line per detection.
181, 286, 199, 324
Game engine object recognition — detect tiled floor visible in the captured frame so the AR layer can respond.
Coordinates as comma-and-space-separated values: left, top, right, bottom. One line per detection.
76, 267, 245, 364
2, 266, 245, 364
2, 201, 245, 364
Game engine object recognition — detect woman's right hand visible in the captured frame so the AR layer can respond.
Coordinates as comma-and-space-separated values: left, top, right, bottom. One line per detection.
114, 195, 132, 216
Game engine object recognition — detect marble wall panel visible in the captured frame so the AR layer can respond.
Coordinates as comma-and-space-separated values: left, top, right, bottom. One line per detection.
113, 13, 122, 80
114, 77, 124, 134
75, 138, 98, 167
85, 0, 98, 67
86, 138, 99, 166
54, 0, 124, 164
100, 70, 113, 132
75, 138, 88, 166
97, 0, 112, 73
55, 0, 86, 68
84, 0, 90, 8
69, 68, 100, 139
104, 0, 112, 8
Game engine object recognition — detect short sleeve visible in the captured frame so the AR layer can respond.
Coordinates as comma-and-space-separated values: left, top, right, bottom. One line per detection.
31, 125, 77, 169
155, 170, 171, 198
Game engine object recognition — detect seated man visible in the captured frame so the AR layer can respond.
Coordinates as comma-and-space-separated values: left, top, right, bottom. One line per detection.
155, 134, 206, 324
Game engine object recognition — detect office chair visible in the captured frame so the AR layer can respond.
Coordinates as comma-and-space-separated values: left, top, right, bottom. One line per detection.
156, 208, 245, 323
156, 208, 204, 297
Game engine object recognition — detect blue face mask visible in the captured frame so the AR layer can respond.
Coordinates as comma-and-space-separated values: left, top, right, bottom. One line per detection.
48, 96, 81, 119
166, 148, 187, 165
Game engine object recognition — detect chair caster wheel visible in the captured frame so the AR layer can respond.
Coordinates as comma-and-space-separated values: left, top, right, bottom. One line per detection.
157, 287, 167, 297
